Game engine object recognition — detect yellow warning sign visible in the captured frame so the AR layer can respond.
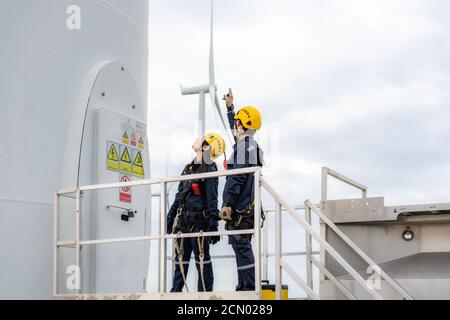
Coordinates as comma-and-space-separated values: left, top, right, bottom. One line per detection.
121, 147, 131, 162
106, 142, 119, 171
108, 144, 119, 161
122, 130, 129, 144
120, 147, 132, 173
138, 136, 145, 149
134, 151, 143, 167
132, 151, 145, 178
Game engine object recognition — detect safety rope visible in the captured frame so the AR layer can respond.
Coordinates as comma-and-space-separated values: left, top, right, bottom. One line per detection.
174, 232, 189, 292
197, 230, 206, 292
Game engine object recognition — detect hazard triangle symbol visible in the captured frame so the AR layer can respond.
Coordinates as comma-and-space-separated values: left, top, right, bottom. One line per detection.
121, 147, 131, 163
108, 144, 119, 161
134, 152, 143, 167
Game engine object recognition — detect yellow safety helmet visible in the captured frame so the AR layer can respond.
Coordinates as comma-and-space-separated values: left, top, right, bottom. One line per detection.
203, 132, 226, 160
234, 106, 262, 130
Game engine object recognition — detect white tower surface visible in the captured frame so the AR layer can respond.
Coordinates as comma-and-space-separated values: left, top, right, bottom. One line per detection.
0, 1, 150, 299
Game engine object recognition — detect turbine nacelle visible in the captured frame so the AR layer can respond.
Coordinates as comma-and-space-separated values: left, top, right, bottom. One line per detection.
180, 84, 216, 96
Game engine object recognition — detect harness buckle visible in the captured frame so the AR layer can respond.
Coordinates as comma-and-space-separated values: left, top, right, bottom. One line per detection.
235, 215, 243, 227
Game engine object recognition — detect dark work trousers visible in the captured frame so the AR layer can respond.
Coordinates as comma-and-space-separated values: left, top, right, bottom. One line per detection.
171, 237, 213, 292
231, 242, 255, 291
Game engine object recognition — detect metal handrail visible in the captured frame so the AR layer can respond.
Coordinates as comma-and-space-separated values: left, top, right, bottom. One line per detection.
57, 167, 259, 195
168, 251, 321, 261
319, 167, 368, 284
319, 167, 413, 300
53, 167, 262, 298
54, 165, 412, 300
261, 178, 391, 300
321, 167, 367, 200
306, 200, 413, 300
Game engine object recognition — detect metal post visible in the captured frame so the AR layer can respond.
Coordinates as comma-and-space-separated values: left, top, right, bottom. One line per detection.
320, 167, 328, 282
253, 169, 262, 298
159, 182, 167, 294
53, 192, 58, 297
75, 189, 81, 294
275, 202, 282, 300
263, 214, 269, 282
199, 92, 206, 135
305, 201, 313, 292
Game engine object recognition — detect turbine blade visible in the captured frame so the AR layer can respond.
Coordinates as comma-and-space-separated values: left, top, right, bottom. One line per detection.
214, 92, 234, 143
209, 0, 215, 85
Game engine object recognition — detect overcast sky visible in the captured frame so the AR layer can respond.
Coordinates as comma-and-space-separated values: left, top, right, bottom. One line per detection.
148, 0, 450, 206
146, 0, 450, 296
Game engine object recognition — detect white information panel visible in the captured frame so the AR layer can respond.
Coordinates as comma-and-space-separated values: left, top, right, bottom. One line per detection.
95, 107, 151, 293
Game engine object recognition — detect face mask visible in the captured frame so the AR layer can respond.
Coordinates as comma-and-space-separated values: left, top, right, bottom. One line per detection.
234, 122, 245, 137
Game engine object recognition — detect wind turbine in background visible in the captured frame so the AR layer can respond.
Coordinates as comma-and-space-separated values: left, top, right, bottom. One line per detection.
180, 0, 233, 143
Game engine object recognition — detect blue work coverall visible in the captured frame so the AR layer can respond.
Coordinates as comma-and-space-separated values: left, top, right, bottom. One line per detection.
223, 110, 264, 291
167, 161, 220, 292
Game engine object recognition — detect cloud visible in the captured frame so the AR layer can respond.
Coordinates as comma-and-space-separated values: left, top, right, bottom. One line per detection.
146, 0, 450, 297
148, 0, 450, 203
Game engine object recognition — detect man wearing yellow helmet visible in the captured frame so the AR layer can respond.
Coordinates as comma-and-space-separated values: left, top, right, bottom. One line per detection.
220, 88, 264, 292
167, 132, 226, 292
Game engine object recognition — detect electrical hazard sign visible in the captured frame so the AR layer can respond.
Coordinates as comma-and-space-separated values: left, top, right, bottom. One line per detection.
106, 142, 119, 171
120, 146, 132, 174
119, 173, 132, 203
132, 151, 145, 178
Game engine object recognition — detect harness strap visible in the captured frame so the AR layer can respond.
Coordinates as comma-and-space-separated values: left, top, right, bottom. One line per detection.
174, 232, 189, 292
171, 207, 183, 234
197, 231, 206, 292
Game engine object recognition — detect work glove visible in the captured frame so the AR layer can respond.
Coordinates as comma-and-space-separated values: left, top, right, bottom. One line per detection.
222, 88, 234, 111
207, 225, 220, 245
219, 206, 232, 221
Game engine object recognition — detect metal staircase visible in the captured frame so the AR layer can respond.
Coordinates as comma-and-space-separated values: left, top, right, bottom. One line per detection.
53, 167, 413, 300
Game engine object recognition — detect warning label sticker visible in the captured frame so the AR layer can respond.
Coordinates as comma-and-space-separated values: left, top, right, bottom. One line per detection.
132, 151, 145, 178
122, 130, 129, 145
130, 132, 137, 147
106, 141, 145, 179
106, 119, 146, 178
119, 173, 132, 203
119, 146, 132, 174
106, 142, 119, 171
138, 136, 145, 150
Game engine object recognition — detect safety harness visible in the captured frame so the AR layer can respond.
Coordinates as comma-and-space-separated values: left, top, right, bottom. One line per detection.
170, 162, 212, 292
225, 138, 265, 239
197, 231, 207, 292
174, 231, 189, 292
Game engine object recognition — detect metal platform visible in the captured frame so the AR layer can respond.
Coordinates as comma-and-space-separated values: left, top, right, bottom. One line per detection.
324, 197, 450, 224
54, 291, 259, 300
339, 252, 450, 280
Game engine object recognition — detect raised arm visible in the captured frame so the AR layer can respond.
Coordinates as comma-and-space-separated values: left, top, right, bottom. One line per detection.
223, 88, 237, 137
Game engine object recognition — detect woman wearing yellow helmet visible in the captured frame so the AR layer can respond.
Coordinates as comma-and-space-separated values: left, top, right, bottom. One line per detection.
220, 88, 264, 291
166, 132, 226, 292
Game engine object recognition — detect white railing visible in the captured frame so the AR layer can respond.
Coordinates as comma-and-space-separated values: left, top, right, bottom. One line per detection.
316, 167, 413, 300
54, 167, 262, 298
53, 166, 413, 300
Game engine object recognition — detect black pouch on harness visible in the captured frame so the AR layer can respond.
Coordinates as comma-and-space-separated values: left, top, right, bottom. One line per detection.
236, 203, 266, 227
225, 219, 253, 243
